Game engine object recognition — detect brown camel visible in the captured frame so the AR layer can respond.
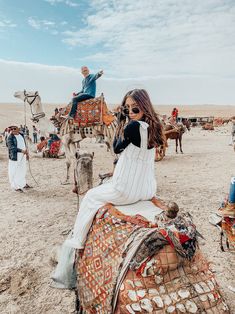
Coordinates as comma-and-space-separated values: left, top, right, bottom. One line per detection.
155, 120, 190, 161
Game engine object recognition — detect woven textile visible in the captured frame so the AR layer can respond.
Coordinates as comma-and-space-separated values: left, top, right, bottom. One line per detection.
76, 204, 153, 314
115, 247, 229, 314
74, 97, 102, 126
222, 217, 235, 251
76, 203, 229, 314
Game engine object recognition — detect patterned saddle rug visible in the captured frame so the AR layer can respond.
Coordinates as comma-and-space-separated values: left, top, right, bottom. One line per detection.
76, 199, 229, 314
63, 95, 115, 127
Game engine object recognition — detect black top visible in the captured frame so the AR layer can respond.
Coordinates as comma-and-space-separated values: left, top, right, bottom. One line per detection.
113, 120, 154, 154
7, 133, 25, 161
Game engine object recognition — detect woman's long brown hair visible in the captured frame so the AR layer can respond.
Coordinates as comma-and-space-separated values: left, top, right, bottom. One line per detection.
116, 89, 165, 148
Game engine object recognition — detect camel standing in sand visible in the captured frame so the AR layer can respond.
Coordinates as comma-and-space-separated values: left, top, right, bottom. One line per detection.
14, 90, 116, 183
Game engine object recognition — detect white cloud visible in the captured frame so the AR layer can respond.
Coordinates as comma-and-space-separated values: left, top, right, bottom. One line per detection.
0, 20, 17, 28
0, 59, 234, 105
44, 0, 79, 7
61, 0, 235, 80
28, 17, 56, 31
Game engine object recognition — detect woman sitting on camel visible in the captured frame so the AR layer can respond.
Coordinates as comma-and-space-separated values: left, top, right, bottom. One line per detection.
65, 89, 165, 250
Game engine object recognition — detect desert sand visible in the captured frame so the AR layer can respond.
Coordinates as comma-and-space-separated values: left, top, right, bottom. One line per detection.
0, 103, 235, 313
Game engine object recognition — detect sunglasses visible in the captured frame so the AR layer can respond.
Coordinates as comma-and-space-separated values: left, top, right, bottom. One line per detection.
11, 127, 17, 131
123, 107, 140, 115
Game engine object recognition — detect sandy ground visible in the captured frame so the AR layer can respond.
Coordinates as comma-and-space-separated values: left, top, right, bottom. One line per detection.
0, 103, 235, 313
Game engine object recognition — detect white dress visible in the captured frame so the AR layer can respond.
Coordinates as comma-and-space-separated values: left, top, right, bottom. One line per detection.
65, 121, 156, 249
8, 134, 27, 190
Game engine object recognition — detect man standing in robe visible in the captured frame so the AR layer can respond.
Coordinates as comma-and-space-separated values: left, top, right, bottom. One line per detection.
7, 126, 31, 192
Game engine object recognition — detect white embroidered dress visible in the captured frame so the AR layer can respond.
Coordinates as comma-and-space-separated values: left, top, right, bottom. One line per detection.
66, 121, 156, 249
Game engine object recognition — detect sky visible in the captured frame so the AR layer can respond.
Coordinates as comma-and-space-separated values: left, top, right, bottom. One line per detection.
0, 0, 235, 105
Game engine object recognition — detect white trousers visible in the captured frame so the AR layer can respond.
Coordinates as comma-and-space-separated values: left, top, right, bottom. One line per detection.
65, 181, 144, 249
8, 153, 26, 190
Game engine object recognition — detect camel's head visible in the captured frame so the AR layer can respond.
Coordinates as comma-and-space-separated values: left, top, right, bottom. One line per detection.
74, 150, 94, 194
14, 90, 44, 121
14, 90, 25, 101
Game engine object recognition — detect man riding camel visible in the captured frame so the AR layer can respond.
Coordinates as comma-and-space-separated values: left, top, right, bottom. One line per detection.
66, 66, 103, 120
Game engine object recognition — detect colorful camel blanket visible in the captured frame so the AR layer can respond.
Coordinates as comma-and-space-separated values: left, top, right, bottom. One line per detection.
64, 96, 115, 127
76, 202, 220, 314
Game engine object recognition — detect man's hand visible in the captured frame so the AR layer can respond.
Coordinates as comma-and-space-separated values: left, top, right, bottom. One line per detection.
99, 70, 104, 76
21, 149, 27, 154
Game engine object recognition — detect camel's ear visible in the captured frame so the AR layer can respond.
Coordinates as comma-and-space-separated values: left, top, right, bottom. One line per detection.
35, 91, 38, 95
75, 152, 80, 159
92, 152, 94, 159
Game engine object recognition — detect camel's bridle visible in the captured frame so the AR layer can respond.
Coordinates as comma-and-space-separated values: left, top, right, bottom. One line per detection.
23, 90, 45, 122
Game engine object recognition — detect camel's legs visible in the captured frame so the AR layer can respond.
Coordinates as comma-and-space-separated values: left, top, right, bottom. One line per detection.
179, 134, 183, 153
175, 138, 178, 153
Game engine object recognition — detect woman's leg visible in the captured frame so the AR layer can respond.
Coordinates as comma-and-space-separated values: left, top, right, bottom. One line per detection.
65, 183, 127, 249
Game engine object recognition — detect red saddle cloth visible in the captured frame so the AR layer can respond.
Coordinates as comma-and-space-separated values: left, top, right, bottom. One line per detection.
65, 96, 115, 127
49, 140, 61, 156
74, 97, 102, 126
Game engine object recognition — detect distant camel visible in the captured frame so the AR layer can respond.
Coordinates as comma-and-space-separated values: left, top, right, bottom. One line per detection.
155, 120, 190, 160
14, 90, 116, 184
165, 121, 189, 154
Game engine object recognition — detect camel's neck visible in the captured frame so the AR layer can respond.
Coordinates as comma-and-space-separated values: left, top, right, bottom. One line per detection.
37, 117, 57, 137
25, 137, 37, 153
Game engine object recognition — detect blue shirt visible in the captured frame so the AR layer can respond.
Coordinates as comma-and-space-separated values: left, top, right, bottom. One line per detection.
79, 72, 102, 97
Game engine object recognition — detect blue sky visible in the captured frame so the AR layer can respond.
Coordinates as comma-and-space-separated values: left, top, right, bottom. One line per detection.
0, 0, 235, 104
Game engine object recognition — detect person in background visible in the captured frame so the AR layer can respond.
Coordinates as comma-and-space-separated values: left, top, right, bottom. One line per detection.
25, 126, 29, 136
19, 125, 24, 133
46, 134, 60, 151
66, 66, 103, 120
32, 125, 38, 144
171, 107, 179, 122
37, 136, 48, 152
7, 126, 31, 192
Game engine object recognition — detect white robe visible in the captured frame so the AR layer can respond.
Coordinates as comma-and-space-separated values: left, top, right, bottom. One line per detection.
8, 134, 27, 190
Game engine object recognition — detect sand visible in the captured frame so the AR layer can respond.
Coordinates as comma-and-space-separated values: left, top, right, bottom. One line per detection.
0, 103, 235, 313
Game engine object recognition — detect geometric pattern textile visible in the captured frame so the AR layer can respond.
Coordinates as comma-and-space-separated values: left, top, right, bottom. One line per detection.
74, 97, 103, 127
76, 203, 230, 314
76, 203, 152, 314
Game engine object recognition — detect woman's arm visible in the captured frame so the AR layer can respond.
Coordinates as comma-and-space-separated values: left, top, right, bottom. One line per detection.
113, 120, 140, 154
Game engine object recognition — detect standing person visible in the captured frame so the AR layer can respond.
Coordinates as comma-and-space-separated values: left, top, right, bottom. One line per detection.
7, 126, 31, 192
65, 89, 165, 249
171, 107, 179, 122
32, 125, 38, 143
19, 124, 24, 133
25, 126, 29, 136
66, 66, 103, 120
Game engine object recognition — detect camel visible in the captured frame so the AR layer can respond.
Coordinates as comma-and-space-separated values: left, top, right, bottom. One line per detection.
14, 90, 116, 183
72, 150, 94, 198
166, 120, 190, 154
24, 135, 39, 154
155, 120, 190, 161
